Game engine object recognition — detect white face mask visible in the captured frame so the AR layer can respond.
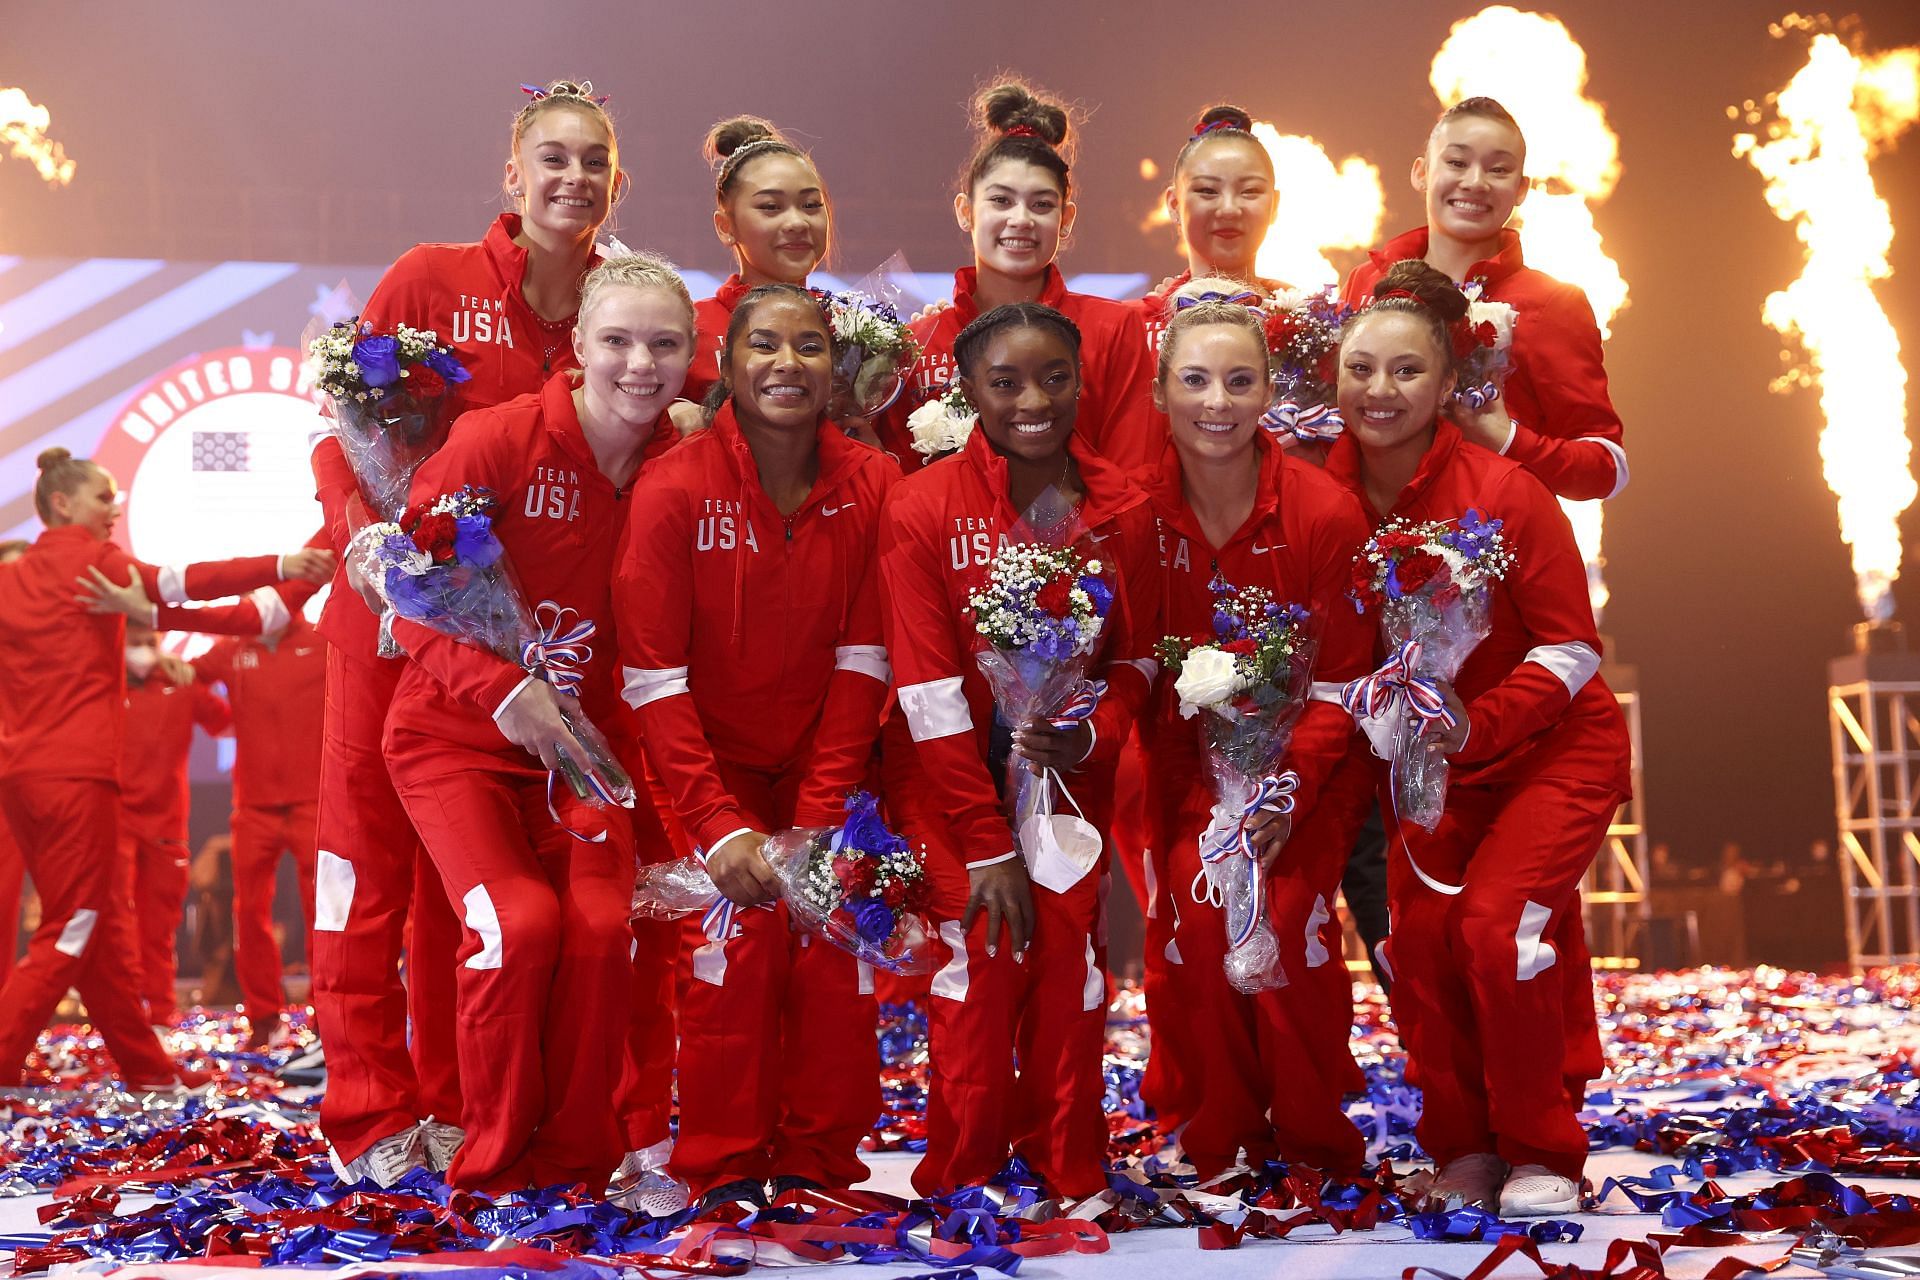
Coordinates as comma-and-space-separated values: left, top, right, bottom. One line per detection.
1018, 791, 1103, 894
125, 645, 157, 680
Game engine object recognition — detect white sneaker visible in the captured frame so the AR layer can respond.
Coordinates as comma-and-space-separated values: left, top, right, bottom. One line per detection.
1499, 1164, 1582, 1217
328, 1127, 425, 1188
608, 1139, 689, 1216
1421, 1153, 1508, 1212
417, 1118, 465, 1173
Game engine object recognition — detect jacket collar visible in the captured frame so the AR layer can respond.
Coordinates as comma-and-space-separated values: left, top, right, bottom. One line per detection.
1368, 225, 1525, 289
951, 263, 1069, 326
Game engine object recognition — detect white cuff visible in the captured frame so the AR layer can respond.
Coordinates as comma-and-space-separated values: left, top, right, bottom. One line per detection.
1497, 417, 1520, 455
967, 850, 1020, 870
146, 603, 160, 628
701, 827, 756, 866
275, 553, 291, 581
491, 673, 539, 724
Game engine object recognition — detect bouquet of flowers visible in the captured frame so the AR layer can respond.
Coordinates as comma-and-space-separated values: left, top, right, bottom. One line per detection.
903, 380, 977, 461
630, 792, 939, 974
1158, 578, 1316, 992
350, 485, 635, 824
969, 539, 1116, 893
1260, 287, 1350, 444
309, 319, 471, 520
816, 288, 920, 420
1343, 509, 1514, 835
1453, 280, 1518, 409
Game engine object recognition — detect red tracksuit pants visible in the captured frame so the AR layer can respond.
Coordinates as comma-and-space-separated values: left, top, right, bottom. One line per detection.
0, 778, 178, 1086
1162, 756, 1369, 1177
902, 781, 1112, 1200
0, 821, 22, 989
615, 767, 685, 1157
311, 647, 464, 1163
1382, 772, 1619, 1181
232, 800, 318, 1025
670, 760, 879, 1196
124, 831, 190, 1020
391, 749, 636, 1192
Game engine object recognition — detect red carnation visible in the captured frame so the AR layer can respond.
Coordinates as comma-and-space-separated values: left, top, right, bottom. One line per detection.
407, 365, 447, 400
1263, 309, 1301, 352
411, 512, 458, 562
882, 878, 908, 908
904, 878, 933, 912
1350, 559, 1377, 596
846, 859, 878, 894
1394, 552, 1443, 594
402, 502, 430, 529
1223, 637, 1257, 656
1035, 578, 1074, 619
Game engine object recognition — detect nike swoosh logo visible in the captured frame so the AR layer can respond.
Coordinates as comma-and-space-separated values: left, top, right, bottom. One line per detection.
822, 503, 854, 517
1250, 542, 1284, 555
1088, 532, 1113, 543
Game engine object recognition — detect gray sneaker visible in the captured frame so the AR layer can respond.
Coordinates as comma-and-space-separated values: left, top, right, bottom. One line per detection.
608, 1141, 689, 1216
416, 1118, 465, 1173
327, 1127, 425, 1188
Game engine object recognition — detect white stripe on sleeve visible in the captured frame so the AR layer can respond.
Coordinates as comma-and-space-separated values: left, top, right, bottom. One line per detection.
156, 565, 188, 602
899, 675, 972, 742
247, 586, 290, 637
834, 644, 890, 684
622, 664, 690, 709
1524, 640, 1601, 697
1582, 436, 1630, 499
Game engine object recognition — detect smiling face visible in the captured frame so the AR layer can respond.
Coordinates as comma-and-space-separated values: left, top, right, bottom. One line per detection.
574, 284, 695, 434
1413, 113, 1527, 250
506, 106, 621, 241
48, 464, 119, 541
1169, 136, 1275, 278
1336, 310, 1455, 453
958, 323, 1081, 466
960, 159, 1076, 280
721, 293, 832, 431
716, 152, 830, 287
1156, 321, 1269, 466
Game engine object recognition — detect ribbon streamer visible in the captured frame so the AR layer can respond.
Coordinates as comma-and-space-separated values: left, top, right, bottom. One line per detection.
1261, 402, 1346, 442
522, 600, 595, 697
1192, 771, 1298, 948
1340, 640, 1456, 732
1047, 679, 1107, 730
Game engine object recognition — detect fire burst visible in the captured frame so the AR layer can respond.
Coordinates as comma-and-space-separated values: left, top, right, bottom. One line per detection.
0, 85, 74, 186
1734, 15, 1919, 622
1430, 5, 1628, 618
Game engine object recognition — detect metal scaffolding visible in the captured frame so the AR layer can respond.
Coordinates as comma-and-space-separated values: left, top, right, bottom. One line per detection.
1584, 664, 1649, 968
1827, 642, 1920, 967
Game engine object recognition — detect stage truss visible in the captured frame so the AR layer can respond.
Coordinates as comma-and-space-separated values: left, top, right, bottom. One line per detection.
1828, 646, 1920, 966
1584, 675, 1649, 968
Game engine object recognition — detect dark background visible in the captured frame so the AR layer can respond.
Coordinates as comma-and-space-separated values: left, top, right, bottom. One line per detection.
5, 0, 1920, 873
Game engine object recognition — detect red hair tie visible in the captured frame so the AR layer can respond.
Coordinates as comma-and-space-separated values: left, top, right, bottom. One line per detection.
1192, 118, 1240, 138
1374, 288, 1420, 304
1003, 124, 1041, 139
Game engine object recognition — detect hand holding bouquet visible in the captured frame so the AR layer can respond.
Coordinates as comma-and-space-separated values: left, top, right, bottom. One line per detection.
631, 792, 939, 974
1343, 509, 1513, 836
904, 381, 977, 461
969, 541, 1116, 894
1452, 280, 1517, 409
350, 486, 635, 828
1159, 577, 1316, 993
309, 319, 471, 520
817, 288, 920, 420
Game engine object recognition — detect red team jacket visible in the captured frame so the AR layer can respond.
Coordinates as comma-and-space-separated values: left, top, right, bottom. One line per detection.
120, 666, 232, 844
1324, 423, 1629, 794
1127, 269, 1192, 356
197, 615, 328, 809
1343, 228, 1627, 502
0, 529, 284, 783
684, 274, 756, 410
313, 214, 603, 661
615, 404, 898, 853
385, 375, 667, 773
878, 427, 1159, 868
875, 267, 1160, 475
1138, 435, 1374, 828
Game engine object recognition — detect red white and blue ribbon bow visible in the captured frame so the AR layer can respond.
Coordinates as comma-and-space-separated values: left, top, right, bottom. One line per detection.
522, 601, 595, 697
1455, 380, 1500, 409
1194, 771, 1299, 947
1261, 401, 1346, 442
1047, 679, 1108, 730
1340, 640, 1457, 734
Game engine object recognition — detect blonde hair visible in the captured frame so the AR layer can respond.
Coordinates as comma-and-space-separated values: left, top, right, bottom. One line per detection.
579, 252, 696, 331
33, 447, 102, 523
1156, 276, 1271, 388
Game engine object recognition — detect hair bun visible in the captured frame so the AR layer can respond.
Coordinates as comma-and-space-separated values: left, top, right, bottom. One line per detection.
36, 447, 72, 471
1194, 104, 1254, 136
1376, 259, 1469, 324
975, 81, 1069, 149
704, 115, 782, 166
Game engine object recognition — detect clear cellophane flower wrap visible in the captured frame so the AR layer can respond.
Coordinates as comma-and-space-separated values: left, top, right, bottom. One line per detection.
1453, 280, 1517, 409
819, 253, 921, 421
629, 792, 939, 975
1162, 579, 1317, 993
968, 499, 1117, 895
1260, 287, 1350, 446
350, 485, 634, 824
1344, 510, 1513, 835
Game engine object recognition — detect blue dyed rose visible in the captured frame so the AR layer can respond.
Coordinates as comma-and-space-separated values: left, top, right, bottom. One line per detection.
850, 897, 896, 946
452, 514, 501, 567
423, 347, 472, 384
841, 791, 907, 856
353, 335, 402, 388
1078, 575, 1113, 618
383, 565, 432, 618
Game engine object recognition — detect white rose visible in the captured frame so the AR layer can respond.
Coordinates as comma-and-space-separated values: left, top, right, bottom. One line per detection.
1467, 299, 1517, 350
1175, 646, 1243, 718
906, 397, 975, 458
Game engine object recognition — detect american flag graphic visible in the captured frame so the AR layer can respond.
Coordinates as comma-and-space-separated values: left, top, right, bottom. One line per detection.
0, 256, 1145, 542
